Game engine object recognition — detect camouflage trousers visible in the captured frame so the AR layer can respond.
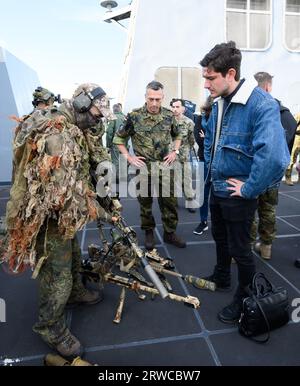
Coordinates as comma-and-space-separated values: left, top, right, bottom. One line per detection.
32, 219, 86, 345
250, 188, 279, 245
285, 135, 300, 178
137, 165, 178, 233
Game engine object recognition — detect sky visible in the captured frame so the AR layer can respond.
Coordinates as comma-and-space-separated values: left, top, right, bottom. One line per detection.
0, 0, 131, 99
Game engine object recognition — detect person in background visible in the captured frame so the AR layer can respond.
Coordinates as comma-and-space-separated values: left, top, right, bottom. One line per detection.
285, 112, 300, 185
170, 98, 197, 213
251, 72, 297, 259
106, 103, 127, 183
193, 96, 213, 235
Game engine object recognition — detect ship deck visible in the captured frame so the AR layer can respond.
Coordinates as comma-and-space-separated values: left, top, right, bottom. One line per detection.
0, 178, 299, 367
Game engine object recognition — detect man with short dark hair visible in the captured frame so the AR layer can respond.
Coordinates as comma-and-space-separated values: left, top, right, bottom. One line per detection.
170, 98, 197, 213
113, 81, 186, 250
199, 42, 290, 324
106, 103, 127, 183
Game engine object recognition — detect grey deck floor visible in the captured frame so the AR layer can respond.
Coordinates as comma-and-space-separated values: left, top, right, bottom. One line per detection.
0, 181, 299, 366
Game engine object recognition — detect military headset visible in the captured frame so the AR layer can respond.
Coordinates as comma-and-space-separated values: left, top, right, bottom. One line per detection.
73, 87, 106, 113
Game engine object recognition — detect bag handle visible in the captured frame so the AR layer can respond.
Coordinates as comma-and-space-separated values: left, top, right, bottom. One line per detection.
252, 272, 275, 297
247, 295, 271, 343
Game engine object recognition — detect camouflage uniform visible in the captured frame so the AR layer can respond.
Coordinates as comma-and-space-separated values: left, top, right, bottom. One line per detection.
173, 115, 195, 200
32, 220, 85, 343
106, 111, 127, 180
285, 113, 300, 184
5, 84, 113, 348
113, 105, 181, 232
250, 188, 279, 245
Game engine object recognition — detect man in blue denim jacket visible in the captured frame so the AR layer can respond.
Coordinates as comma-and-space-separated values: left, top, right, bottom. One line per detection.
199, 41, 290, 324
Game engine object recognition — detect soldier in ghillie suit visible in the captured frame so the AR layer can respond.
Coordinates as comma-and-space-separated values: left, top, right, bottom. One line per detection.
4, 83, 116, 359
0, 87, 56, 259
113, 81, 186, 250
170, 98, 197, 213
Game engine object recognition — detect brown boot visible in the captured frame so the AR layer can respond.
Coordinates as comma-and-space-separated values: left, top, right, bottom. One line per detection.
254, 241, 271, 259
260, 243, 272, 259
145, 229, 155, 250
285, 175, 294, 186
163, 232, 186, 248
67, 289, 103, 308
52, 330, 84, 359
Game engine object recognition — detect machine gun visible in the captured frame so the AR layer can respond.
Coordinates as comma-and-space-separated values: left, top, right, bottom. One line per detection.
80, 184, 216, 323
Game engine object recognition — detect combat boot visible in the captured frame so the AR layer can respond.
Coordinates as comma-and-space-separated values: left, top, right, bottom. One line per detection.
163, 232, 186, 248
295, 259, 300, 268
254, 241, 271, 259
52, 329, 84, 359
260, 243, 272, 259
67, 289, 103, 308
145, 229, 155, 250
285, 174, 294, 186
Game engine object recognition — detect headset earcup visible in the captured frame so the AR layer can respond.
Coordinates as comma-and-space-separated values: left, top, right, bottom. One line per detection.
73, 92, 92, 113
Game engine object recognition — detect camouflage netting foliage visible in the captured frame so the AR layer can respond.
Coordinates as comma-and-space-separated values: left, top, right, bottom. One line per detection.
5, 113, 105, 273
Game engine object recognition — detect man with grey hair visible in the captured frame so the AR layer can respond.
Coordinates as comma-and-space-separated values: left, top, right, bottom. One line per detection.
254, 71, 273, 92
113, 81, 186, 250
252, 71, 297, 259
254, 71, 297, 155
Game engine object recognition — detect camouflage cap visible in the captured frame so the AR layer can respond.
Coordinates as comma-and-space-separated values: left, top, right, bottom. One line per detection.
32, 86, 55, 106
73, 83, 115, 120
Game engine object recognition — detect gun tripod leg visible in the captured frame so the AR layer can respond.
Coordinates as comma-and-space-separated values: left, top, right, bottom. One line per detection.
113, 287, 126, 324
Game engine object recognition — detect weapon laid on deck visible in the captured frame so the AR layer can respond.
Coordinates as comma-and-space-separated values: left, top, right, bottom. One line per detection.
80, 181, 216, 323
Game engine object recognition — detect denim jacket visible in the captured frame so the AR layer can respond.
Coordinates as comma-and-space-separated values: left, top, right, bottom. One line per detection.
204, 79, 290, 199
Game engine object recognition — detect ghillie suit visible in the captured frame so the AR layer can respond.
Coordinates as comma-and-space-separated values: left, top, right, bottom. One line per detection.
4, 110, 111, 273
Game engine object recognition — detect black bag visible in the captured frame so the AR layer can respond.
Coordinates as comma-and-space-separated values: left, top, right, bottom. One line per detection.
238, 272, 289, 342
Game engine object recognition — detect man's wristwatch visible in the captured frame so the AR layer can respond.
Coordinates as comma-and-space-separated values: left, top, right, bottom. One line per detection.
173, 149, 180, 155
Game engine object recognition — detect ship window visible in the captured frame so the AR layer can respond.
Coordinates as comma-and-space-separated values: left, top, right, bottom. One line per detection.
285, 0, 300, 51
154, 67, 204, 113
226, 0, 272, 50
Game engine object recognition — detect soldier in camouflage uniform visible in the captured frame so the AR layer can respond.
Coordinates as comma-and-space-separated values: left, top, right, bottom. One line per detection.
170, 98, 197, 213
106, 103, 128, 182
285, 113, 300, 185
113, 81, 186, 250
250, 188, 278, 259
251, 73, 287, 259
5, 83, 116, 358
